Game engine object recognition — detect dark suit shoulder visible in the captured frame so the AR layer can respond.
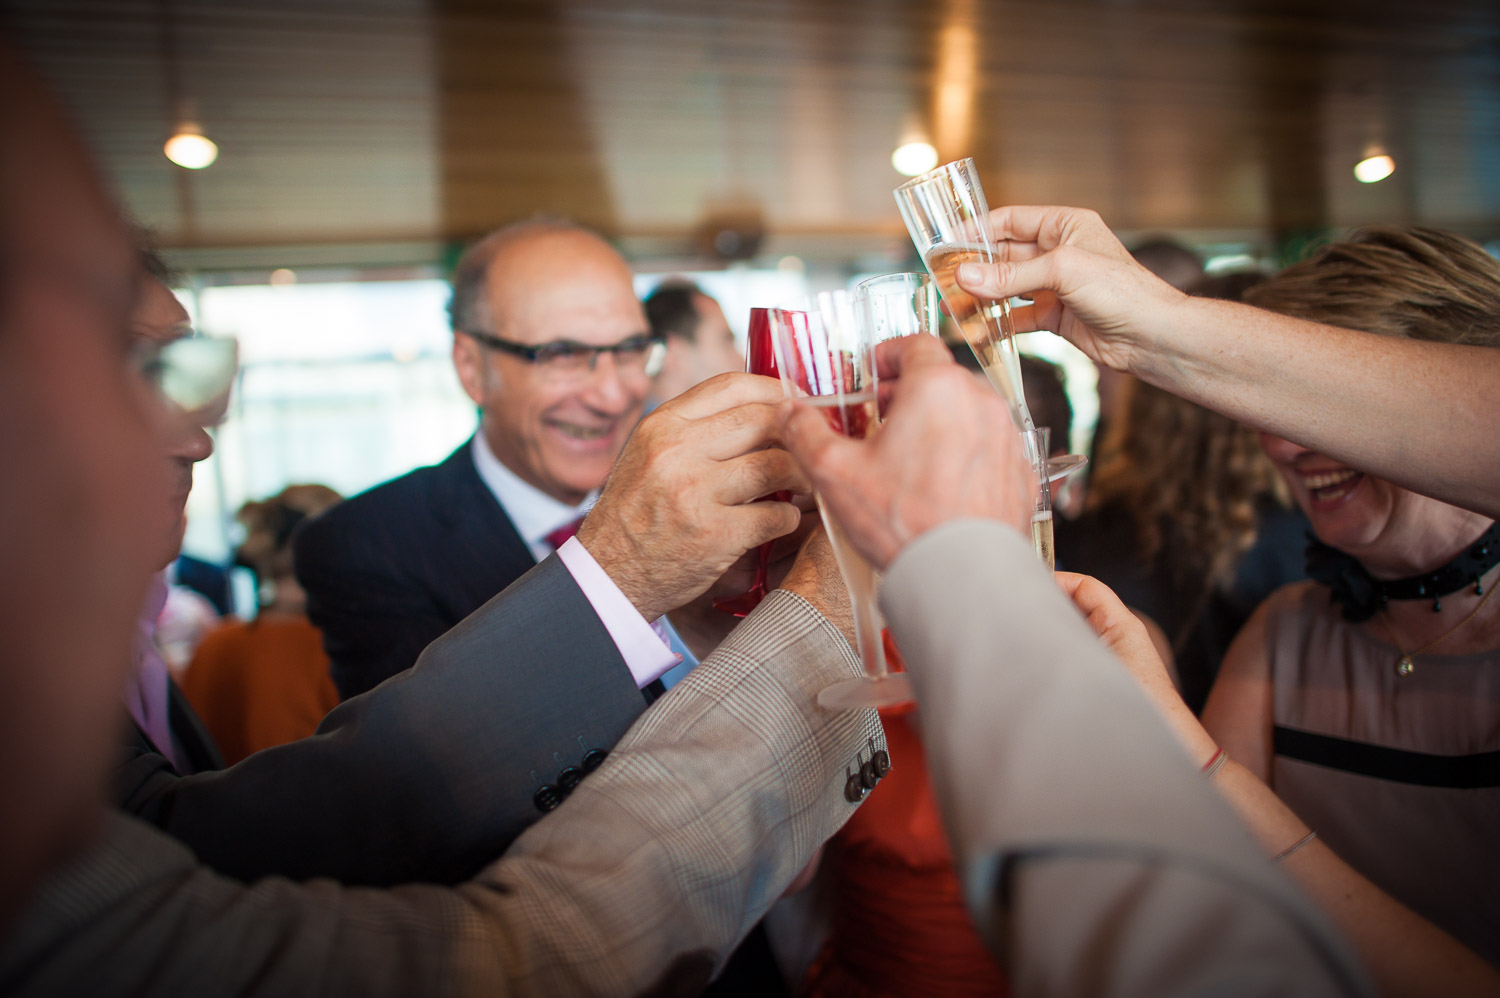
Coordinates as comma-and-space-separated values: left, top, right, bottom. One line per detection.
295, 444, 470, 570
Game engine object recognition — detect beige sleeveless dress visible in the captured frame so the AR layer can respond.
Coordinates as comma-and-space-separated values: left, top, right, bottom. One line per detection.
1264, 580, 1500, 966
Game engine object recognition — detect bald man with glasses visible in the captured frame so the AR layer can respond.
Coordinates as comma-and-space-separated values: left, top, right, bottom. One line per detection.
298, 220, 686, 703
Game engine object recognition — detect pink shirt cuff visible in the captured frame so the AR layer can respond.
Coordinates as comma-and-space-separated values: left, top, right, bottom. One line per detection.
556, 536, 681, 688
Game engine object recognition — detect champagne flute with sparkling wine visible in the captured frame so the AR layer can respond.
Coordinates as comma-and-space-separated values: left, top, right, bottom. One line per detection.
770, 293, 913, 711
713, 308, 787, 616
894, 158, 1084, 566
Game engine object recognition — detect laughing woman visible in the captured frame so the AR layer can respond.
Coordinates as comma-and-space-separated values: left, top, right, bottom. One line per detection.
1203, 226, 1500, 970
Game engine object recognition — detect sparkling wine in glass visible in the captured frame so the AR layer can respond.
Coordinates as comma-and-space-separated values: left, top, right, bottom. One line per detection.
894, 159, 1034, 431
713, 307, 787, 617
1021, 426, 1056, 570
770, 295, 913, 711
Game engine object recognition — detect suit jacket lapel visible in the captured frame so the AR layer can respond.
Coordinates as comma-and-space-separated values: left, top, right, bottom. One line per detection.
429, 438, 539, 620
165, 680, 224, 775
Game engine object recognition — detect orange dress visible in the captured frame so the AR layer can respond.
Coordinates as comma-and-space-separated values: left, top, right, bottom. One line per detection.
802, 703, 1011, 997
180, 614, 340, 765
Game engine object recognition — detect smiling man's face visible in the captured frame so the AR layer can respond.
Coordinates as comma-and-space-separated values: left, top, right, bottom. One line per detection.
454, 229, 650, 506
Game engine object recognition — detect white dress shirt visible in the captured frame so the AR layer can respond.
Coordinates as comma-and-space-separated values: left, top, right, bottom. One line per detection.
470, 434, 682, 687
470, 434, 596, 562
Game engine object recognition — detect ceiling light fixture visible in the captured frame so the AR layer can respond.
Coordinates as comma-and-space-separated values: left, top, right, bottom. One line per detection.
892, 141, 939, 177
1354, 151, 1395, 184
165, 124, 218, 170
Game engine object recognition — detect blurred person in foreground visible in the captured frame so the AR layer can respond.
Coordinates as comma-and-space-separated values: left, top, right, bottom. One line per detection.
297, 219, 695, 702
180, 485, 343, 765
118, 249, 224, 780
0, 47, 892, 996
1202, 227, 1500, 968
785, 333, 1500, 995
644, 278, 745, 404
1055, 272, 1308, 714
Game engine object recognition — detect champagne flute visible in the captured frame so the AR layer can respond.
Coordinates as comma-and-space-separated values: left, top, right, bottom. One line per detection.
894, 158, 1035, 429
895, 160, 1086, 561
853, 272, 943, 678
713, 308, 786, 616
853, 272, 944, 344
770, 294, 913, 711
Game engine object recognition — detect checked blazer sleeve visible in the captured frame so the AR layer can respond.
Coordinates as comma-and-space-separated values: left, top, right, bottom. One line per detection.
2, 590, 885, 998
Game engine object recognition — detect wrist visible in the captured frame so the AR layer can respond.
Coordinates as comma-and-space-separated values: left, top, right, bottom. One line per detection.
1116, 285, 1198, 382
576, 520, 663, 621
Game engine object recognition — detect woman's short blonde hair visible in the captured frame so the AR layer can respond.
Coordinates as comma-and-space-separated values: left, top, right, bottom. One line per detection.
1244, 226, 1500, 346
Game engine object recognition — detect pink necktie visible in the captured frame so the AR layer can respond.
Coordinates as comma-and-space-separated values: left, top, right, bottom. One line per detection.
545, 517, 584, 552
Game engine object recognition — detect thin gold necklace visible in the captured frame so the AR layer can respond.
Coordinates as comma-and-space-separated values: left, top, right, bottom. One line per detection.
1377, 582, 1498, 677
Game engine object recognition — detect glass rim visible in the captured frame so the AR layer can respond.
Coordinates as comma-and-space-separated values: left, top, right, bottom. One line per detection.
893, 156, 979, 193
855, 271, 932, 291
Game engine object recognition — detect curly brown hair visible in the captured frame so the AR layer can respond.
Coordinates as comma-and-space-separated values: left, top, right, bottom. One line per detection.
235, 484, 342, 582
1087, 272, 1288, 589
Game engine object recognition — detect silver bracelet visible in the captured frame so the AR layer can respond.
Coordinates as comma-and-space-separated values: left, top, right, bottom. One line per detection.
1272, 830, 1318, 863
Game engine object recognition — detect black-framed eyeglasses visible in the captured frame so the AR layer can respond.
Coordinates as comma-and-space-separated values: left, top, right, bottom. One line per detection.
462, 329, 667, 380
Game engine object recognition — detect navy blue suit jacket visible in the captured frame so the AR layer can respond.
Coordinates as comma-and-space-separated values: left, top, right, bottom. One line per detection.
295, 439, 537, 700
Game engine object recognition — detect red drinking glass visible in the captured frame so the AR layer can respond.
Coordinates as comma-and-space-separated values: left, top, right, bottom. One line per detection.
714, 307, 790, 616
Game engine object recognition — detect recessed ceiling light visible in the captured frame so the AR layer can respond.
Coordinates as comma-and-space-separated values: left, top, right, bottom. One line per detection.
1354, 153, 1395, 184
165, 127, 218, 169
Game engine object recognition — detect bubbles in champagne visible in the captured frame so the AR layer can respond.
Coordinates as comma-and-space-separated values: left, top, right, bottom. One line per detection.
1030, 510, 1055, 571
924, 244, 1034, 430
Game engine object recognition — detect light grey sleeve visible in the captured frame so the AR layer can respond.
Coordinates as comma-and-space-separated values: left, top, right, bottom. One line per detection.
0, 590, 883, 998
879, 520, 1371, 998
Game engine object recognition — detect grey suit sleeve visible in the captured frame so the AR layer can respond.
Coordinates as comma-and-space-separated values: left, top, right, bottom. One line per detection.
879, 520, 1372, 998
116, 555, 648, 886
2, 590, 884, 998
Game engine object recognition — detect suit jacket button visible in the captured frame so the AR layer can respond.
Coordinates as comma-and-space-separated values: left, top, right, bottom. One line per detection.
533, 785, 564, 812
581, 749, 608, 772
860, 760, 882, 790
557, 766, 582, 791
871, 750, 890, 779
844, 773, 867, 803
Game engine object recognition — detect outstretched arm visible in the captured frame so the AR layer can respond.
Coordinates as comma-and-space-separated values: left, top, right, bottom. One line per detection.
952, 205, 1500, 520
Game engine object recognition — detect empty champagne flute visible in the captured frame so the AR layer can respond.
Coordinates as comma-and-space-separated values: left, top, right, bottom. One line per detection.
770, 293, 913, 711
713, 307, 787, 616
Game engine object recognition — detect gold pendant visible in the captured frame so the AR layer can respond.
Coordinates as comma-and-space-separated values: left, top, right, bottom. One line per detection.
1397, 656, 1414, 677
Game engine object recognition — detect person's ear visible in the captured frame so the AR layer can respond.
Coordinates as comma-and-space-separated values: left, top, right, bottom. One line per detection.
452, 333, 488, 405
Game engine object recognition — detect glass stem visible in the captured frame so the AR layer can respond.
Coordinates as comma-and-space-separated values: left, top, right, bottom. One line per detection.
852, 591, 888, 678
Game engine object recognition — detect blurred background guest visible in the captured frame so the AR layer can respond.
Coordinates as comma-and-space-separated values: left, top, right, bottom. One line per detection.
1087, 237, 1205, 472
644, 278, 745, 404
1055, 273, 1307, 713
180, 485, 342, 766
1204, 226, 1500, 969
